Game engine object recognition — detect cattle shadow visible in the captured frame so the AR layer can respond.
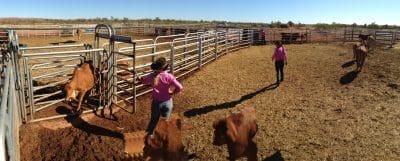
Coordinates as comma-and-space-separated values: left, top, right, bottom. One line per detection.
184, 83, 279, 118
341, 60, 355, 68
56, 106, 123, 139
64, 114, 123, 139
339, 70, 359, 85
55, 106, 72, 115
263, 150, 285, 161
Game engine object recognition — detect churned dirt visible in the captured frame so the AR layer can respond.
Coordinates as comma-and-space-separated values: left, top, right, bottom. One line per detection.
19, 36, 400, 161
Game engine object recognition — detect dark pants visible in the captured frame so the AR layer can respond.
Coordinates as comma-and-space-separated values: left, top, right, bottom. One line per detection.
275, 61, 284, 83
146, 99, 173, 134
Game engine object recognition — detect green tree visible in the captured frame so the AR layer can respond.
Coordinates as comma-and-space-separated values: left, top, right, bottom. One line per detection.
368, 22, 379, 29
287, 21, 294, 27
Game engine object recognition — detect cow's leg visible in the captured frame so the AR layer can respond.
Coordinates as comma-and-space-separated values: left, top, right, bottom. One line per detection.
77, 90, 87, 113
360, 53, 366, 71
84, 88, 92, 105
355, 52, 361, 71
247, 141, 258, 161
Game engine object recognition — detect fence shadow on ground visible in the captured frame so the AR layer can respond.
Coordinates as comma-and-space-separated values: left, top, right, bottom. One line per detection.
339, 70, 359, 85
341, 60, 355, 68
56, 106, 123, 139
184, 83, 279, 118
263, 150, 284, 161
50, 40, 77, 45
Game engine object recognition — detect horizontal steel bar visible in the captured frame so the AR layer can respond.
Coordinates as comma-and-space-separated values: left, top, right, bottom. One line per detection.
22, 48, 104, 58
33, 90, 63, 103
35, 99, 63, 112
32, 68, 72, 79
136, 50, 169, 59
20, 44, 86, 51
33, 79, 68, 91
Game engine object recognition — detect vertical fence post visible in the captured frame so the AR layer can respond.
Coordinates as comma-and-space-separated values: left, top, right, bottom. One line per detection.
198, 35, 203, 69
152, 40, 156, 62
132, 43, 136, 113
238, 30, 241, 48
170, 42, 175, 74
250, 30, 254, 45
184, 34, 187, 64
225, 30, 228, 54
214, 31, 218, 60
28, 65, 34, 121
273, 30, 276, 42
390, 31, 394, 48
326, 31, 328, 42
351, 26, 354, 41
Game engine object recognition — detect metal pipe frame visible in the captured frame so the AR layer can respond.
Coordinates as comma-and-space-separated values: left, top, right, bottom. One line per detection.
20, 44, 86, 51
10, 26, 255, 124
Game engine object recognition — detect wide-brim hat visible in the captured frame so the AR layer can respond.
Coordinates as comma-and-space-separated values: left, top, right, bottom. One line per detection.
151, 57, 169, 71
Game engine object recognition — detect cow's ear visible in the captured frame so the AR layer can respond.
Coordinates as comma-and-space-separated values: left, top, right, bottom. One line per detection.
213, 119, 225, 129
212, 120, 219, 129
226, 118, 238, 142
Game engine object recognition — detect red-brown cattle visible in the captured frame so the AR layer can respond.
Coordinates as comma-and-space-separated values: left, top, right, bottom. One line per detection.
64, 63, 96, 113
213, 105, 258, 161
143, 114, 188, 161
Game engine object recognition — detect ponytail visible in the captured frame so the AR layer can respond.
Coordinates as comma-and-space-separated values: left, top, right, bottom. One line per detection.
153, 71, 161, 86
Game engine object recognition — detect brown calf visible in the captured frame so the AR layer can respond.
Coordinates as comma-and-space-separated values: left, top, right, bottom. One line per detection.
353, 43, 368, 72
143, 114, 188, 161
64, 63, 96, 113
213, 105, 258, 161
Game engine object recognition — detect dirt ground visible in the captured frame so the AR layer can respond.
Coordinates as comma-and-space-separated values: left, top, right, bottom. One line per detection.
19, 35, 400, 161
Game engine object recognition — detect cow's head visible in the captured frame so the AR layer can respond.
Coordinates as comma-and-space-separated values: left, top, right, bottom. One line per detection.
145, 114, 183, 148
64, 83, 77, 103
212, 114, 241, 145
144, 114, 185, 160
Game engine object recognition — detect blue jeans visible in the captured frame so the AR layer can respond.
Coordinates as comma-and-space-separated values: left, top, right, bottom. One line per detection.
146, 99, 173, 134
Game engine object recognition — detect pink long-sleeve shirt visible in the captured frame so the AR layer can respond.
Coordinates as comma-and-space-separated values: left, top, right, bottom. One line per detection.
272, 46, 287, 61
141, 71, 183, 102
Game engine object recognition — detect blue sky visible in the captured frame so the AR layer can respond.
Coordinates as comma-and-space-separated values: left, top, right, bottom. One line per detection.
1, 0, 399, 25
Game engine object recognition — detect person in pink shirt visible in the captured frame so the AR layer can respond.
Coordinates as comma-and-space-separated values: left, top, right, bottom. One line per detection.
272, 41, 288, 84
140, 57, 183, 135
261, 29, 266, 44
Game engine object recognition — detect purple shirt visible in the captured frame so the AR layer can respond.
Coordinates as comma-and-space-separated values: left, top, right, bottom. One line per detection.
141, 71, 183, 102
272, 46, 287, 61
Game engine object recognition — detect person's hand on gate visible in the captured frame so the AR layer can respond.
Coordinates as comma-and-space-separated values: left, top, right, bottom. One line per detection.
136, 76, 144, 83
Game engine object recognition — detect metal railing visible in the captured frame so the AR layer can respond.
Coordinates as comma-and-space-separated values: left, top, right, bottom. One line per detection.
0, 30, 21, 161
19, 43, 105, 122
116, 28, 253, 113
2, 24, 255, 123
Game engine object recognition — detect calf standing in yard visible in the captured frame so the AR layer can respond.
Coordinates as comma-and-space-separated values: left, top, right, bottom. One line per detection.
353, 43, 368, 72
76, 29, 83, 40
143, 114, 188, 161
64, 63, 96, 114
213, 105, 258, 161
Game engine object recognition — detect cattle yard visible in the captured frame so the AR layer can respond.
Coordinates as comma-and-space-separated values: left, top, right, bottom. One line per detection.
1, 24, 400, 161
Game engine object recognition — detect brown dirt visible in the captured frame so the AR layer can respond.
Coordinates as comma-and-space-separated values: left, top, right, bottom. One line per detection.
19, 40, 400, 161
